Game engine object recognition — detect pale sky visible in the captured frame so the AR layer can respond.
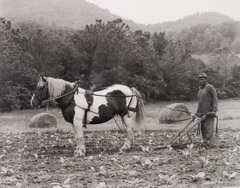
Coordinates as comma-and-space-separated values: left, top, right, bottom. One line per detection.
86, 0, 240, 24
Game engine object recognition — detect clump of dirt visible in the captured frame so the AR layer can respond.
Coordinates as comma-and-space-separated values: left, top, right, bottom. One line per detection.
0, 129, 240, 187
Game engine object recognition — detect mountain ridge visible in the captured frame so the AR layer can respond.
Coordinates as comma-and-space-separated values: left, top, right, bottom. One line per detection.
147, 12, 235, 32
0, 0, 237, 32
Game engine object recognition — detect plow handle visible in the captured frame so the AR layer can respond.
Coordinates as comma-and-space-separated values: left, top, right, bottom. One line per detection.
168, 115, 206, 145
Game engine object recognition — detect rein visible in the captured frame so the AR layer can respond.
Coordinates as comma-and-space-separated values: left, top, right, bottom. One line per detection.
42, 86, 143, 104
42, 86, 78, 104
165, 106, 192, 114
77, 90, 143, 99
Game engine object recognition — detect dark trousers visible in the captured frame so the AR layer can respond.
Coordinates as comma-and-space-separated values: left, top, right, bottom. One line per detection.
201, 116, 215, 146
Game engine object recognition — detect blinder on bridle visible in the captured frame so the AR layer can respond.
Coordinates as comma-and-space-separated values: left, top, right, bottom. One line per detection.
41, 82, 48, 99
34, 81, 49, 100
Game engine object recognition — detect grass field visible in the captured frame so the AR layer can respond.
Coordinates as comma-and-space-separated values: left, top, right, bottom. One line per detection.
0, 99, 240, 133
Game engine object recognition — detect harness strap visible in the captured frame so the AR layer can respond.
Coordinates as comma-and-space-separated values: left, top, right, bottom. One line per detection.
128, 107, 137, 112
80, 89, 137, 127
83, 107, 90, 129
125, 89, 136, 116
82, 90, 94, 128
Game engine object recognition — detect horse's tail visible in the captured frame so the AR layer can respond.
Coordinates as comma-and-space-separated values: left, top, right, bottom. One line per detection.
131, 87, 144, 124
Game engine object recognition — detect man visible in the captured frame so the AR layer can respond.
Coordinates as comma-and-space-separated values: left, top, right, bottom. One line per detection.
197, 73, 218, 148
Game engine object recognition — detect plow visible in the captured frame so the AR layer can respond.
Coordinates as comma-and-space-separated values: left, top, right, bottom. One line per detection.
154, 113, 218, 150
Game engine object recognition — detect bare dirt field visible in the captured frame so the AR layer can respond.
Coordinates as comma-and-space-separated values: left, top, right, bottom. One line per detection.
1, 99, 240, 188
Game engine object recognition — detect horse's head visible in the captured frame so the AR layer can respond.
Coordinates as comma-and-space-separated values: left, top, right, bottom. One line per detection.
31, 76, 49, 107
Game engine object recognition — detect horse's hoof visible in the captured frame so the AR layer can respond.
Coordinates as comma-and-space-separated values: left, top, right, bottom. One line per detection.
120, 143, 132, 151
74, 149, 86, 157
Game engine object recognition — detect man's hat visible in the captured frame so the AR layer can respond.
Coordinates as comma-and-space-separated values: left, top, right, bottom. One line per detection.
198, 73, 207, 78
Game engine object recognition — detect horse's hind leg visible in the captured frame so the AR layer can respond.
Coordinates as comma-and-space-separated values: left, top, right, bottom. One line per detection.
120, 112, 134, 151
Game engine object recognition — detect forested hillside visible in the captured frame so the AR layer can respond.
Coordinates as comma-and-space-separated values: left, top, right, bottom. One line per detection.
167, 22, 240, 54
1, 0, 240, 112
1, 17, 240, 112
0, 0, 142, 31
167, 21, 240, 82
148, 12, 235, 32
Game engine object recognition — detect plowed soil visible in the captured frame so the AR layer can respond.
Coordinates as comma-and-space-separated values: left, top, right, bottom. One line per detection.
1, 128, 240, 188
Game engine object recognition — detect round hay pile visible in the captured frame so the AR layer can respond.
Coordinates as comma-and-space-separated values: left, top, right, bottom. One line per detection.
159, 103, 191, 124
29, 113, 57, 128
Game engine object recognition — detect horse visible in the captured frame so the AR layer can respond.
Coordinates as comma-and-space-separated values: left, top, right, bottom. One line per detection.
31, 76, 144, 157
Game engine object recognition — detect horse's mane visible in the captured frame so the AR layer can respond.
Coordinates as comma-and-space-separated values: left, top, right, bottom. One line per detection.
46, 77, 73, 97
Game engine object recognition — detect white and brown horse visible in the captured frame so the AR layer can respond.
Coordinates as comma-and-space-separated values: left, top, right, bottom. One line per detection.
31, 77, 144, 157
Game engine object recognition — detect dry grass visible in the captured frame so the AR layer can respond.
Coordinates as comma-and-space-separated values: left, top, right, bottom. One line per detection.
0, 109, 71, 133
0, 99, 240, 133
29, 112, 57, 128
158, 103, 191, 123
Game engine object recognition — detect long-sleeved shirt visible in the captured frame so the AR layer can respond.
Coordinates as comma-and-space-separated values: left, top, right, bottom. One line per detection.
197, 83, 218, 115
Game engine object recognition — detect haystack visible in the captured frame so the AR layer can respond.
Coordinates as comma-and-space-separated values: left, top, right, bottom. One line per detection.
159, 103, 191, 124
29, 113, 57, 128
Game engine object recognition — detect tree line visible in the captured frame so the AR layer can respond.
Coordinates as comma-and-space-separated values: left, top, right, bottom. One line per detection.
1, 18, 240, 112
167, 22, 240, 54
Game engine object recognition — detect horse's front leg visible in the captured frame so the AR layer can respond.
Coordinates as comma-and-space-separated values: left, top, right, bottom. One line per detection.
72, 118, 86, 157
120, 113, 134, 151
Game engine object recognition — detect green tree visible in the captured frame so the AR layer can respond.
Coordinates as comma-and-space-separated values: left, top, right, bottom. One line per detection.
203, 66, 224, 88
27, 29, 64, 76
224, 65, 240, 98
160, 40, 203, 100
210, 47, 240, 87
0, 18, 34, 111
232, 37, 240, 54
71, 20, 104, 88
152, 32, 168, 59
92, 19, 132, 87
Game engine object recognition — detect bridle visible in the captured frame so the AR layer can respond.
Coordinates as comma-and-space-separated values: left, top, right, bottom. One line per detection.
33, 82, 49, 101
41, 83, 78, 104
33, 81, 76, 104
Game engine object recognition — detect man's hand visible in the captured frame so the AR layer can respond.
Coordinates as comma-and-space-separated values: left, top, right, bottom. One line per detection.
207, 112, 216, 117
195, 113, 204, 117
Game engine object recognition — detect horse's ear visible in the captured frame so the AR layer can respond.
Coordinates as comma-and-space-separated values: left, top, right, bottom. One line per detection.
40, 76, 47, 82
